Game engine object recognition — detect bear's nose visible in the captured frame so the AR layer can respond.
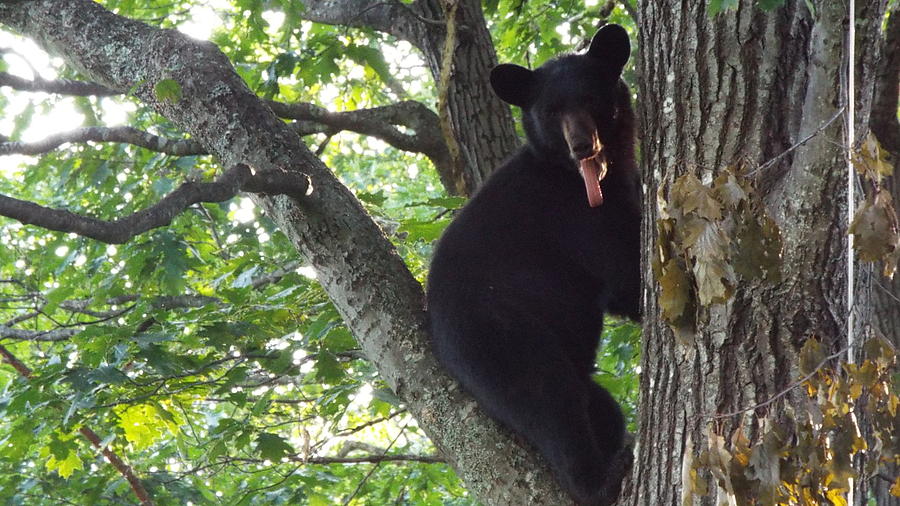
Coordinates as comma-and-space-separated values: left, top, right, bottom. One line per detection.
561, 111, 600, 160
570, 140, 596, 160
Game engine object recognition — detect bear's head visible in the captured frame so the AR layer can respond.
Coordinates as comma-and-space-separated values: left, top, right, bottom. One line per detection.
490, 24, 631, 207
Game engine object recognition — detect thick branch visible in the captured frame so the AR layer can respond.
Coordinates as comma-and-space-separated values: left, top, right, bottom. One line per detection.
267, 100, 452, 171
292, 0, 425, 41
0, 71, 119, 96
0, 126, 206, 156
0, 163, 308, 243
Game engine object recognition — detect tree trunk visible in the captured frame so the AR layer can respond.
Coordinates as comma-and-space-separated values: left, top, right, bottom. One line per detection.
870, 6, 900, 505
632, 1, 887, 504
407, 0, 521, 194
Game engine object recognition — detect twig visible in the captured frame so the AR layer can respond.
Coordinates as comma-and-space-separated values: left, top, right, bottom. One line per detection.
343, 420, 410, 505
746, 107, 845, 176
706, 347, 848, 419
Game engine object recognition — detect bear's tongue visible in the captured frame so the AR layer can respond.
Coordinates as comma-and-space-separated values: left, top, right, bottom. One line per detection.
579, 155, 607, 207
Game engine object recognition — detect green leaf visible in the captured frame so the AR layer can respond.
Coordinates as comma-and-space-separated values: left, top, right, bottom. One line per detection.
43, 285, 75, 314
46, 449, 83, 479
314, 352, 344, 383
154, 78, 183, 103
399, 219, 450, 242
255, 432, 293, 461
87, 365, 127, 385
372, 387, 402, 407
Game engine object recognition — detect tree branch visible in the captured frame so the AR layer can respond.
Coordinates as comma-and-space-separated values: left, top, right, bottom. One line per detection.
0, 126, 206, 156
302, 454, 444, 465
267, 100, 452, 171
0, 325, 78, 341
0, 163, 308, 243
0, 103, 450, 173
0, 71, 119, 96
292, 0, 426, 42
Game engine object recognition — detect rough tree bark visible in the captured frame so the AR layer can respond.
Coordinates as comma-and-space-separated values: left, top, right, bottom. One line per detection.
633, 1, 889, 505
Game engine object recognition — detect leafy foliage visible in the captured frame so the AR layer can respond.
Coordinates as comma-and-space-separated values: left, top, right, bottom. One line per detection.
685, 337, 899, 505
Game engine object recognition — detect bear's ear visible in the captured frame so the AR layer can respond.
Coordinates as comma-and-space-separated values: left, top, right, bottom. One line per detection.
490, 64, 537, 107
587, 24, 631, 77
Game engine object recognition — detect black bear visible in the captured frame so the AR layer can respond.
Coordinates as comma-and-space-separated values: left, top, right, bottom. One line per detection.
426, 24, 640, 506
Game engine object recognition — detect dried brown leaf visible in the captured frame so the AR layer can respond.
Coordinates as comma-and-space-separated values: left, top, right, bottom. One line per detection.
850, 189, 900, 275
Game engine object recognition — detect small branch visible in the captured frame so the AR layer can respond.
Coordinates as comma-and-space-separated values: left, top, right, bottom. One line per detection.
0, 343, 154, 505
0, 164, 308, 244
0, 126, 206, 157
618, 0, 639, 26
0, 325, 78, 341
0, 71, 120, 96
250, 260, 302, 289
304, 454, 444, 465
217, 440, 442, 468
59, 294, 219, 315
0, 343, 33, 376
705, 347, 848, 419
436, 0, 463, 190
0, 102, 448, 169
78, 427, 155, 506
747, 107, 845, 176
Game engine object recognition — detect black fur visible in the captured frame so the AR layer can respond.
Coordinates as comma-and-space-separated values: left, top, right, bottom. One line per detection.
426, 25, 640, 506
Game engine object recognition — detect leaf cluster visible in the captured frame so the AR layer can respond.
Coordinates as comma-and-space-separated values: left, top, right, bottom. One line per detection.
850, 133, 899, 278
686, 337, 899, 505
654, 170, 783, 334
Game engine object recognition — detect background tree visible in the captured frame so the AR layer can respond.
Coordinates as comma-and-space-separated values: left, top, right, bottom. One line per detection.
637, 1, 898, 505
0, 1, 895, 506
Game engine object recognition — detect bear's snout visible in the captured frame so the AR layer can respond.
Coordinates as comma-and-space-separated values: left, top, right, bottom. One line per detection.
561, 111, 602, 160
